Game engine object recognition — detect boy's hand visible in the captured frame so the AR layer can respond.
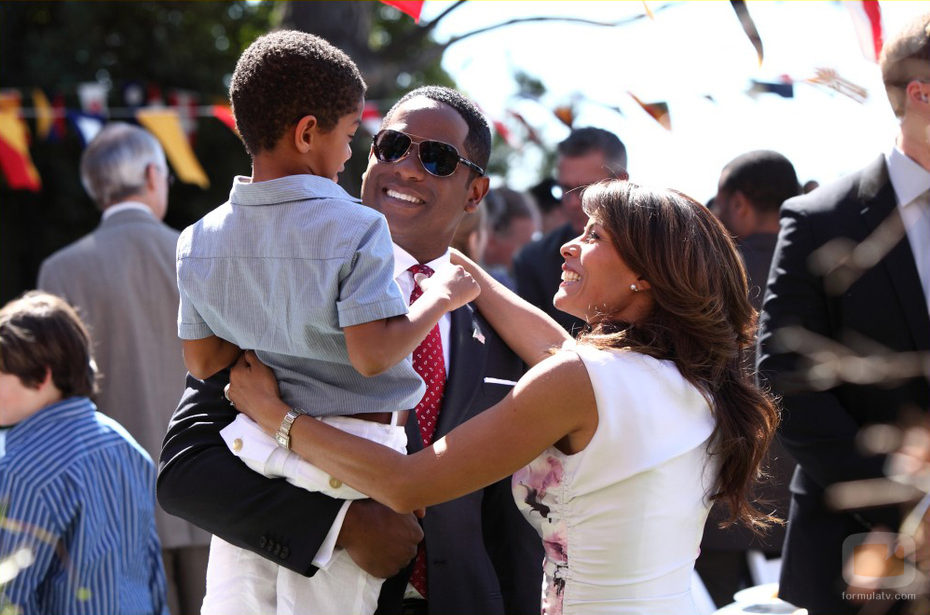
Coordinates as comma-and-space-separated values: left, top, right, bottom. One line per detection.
417, 265, 480, 311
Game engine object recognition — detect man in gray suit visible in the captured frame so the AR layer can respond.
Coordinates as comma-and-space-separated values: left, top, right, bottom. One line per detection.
38, 123, 209, 615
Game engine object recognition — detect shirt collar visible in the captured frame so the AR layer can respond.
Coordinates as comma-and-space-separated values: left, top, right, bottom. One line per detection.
229, 174, 359, 206
392, 243, 451, 281
101, 201, 155, 220
6, 397, 95, 445
886, 146, 930, 208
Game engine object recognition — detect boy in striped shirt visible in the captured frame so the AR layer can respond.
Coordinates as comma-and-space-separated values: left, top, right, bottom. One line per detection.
0, 291, 167, 615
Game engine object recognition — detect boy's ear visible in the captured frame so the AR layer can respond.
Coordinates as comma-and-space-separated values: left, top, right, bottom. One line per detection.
294, 114, 318, 154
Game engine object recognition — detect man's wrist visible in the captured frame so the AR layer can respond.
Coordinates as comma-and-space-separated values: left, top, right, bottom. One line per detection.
274, 407, 303, 450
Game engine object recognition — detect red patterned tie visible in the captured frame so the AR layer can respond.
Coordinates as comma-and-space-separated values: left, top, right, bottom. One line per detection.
407, 263, 446, 599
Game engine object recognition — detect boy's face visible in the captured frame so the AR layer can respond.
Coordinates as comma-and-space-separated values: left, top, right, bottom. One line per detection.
0, 370, 58, 426
309, 97, 364, 181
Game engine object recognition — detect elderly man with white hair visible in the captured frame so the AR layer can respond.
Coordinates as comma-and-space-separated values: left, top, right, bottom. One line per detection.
38, 122, 210, 615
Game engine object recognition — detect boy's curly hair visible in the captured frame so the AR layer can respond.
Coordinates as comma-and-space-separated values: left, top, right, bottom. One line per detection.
230, 30, 366, 155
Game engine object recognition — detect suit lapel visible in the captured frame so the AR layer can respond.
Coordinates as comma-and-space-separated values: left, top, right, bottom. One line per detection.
858, 156, 930, 351
403, 305, 489, 453
435, 305, 487, 440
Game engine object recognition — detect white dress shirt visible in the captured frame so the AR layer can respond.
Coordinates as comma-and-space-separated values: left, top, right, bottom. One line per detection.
886, 146, 930, 316
101, 200, 155, 220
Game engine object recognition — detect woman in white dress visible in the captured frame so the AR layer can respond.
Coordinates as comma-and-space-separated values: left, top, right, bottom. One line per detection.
228, 180, 780, 615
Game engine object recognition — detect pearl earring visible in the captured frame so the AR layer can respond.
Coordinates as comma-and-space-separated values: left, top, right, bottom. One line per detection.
629, 283, 639, 293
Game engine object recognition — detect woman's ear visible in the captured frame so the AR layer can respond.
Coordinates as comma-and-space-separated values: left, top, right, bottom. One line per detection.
293, 114, 318, 154
635, 277, 652, 291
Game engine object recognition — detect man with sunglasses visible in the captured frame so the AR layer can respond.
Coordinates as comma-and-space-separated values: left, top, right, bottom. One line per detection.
159, 86, 543, 615
513, 127, 627, 335
38, 123, 211, 615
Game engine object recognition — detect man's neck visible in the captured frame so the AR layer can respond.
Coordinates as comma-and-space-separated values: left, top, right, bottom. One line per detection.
898, 121, 930, 172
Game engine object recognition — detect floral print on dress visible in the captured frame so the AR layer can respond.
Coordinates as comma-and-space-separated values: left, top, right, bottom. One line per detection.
514, 455, 568, 615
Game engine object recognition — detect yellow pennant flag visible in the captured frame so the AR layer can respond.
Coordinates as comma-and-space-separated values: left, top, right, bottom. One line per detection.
33, 89, 53, 140
136, 108, 209, 188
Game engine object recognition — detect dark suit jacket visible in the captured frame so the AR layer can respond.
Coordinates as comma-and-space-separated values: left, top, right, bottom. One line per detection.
757, 156, 930, 614
512, 223, 585, 335
158, 304, 543, 615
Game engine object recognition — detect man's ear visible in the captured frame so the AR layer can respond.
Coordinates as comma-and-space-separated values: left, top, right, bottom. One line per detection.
144, 163, 159, 192
463, 175, 490, 214
731, 191, 753, 218
293, 114, 318, 154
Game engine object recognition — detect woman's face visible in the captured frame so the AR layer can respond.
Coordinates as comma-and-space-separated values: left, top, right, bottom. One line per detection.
554, 217, 653, 324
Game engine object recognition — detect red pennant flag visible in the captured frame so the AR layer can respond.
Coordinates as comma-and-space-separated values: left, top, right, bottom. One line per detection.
847, 1, 883, 62
379, 0, 424, 23
211, 104, 238, 136
492, 120, 517, 147
0, 108, 41, 191
51, 94, 67, 140
361, 101, 383, 136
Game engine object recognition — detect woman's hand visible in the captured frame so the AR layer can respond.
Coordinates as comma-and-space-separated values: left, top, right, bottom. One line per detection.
227, 350, 286, 434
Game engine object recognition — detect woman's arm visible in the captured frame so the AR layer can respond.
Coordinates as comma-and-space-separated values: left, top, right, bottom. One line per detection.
448, 249, 570, 367
227, 349, 597, 514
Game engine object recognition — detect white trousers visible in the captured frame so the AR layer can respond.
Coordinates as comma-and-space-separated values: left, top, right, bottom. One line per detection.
201, 414, 407, 615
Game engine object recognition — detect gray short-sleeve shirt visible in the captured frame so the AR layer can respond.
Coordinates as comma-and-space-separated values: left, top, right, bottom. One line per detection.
176, 175, 424, 416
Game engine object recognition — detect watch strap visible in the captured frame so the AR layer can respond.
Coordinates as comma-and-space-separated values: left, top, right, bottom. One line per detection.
275, 408, 302, 450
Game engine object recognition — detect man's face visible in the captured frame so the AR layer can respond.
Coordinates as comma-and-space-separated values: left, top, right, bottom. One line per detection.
361, 97, 488, 262
557, 150, 614, 234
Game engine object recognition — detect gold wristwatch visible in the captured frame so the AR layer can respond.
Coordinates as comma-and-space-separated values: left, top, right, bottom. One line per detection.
275, 408, 302, 450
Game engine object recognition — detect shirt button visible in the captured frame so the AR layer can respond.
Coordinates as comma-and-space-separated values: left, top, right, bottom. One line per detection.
329, 477, 342, 489
232, 438, 243, 452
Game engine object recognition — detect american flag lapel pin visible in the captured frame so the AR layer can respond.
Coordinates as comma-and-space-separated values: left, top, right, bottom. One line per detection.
472, 326, 486, 344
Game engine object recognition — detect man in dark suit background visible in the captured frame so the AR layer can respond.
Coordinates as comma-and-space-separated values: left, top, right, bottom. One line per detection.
697, 150, 800, 606
758, 13, 930, 615
158, 86, 542, 615
512, 127, 626, 335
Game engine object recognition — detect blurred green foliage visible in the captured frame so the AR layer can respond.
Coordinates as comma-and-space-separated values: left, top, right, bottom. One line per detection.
0, 1, 455, 305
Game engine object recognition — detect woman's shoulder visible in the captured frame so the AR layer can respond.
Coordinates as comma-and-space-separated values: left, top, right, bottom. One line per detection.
569, 341, 678, 376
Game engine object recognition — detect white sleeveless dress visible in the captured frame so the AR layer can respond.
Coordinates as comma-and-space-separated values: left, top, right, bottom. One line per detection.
513, 345, 718, 615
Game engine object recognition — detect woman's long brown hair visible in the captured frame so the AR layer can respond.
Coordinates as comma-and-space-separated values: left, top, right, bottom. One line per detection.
578, 181, 780, 531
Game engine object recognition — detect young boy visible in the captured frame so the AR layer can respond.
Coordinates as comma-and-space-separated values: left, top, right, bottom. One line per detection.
0, 291, 167, 615
176, 32, 478, 615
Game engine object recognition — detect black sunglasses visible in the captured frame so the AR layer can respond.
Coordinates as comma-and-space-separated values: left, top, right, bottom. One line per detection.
372, 129, 485, 177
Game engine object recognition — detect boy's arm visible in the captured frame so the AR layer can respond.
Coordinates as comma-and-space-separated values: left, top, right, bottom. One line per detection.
157, 370, 421, 578
343, 265, 479, 376
452, 248, 570, 367
0, 494, 54, 613
182, 336, 241, 380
